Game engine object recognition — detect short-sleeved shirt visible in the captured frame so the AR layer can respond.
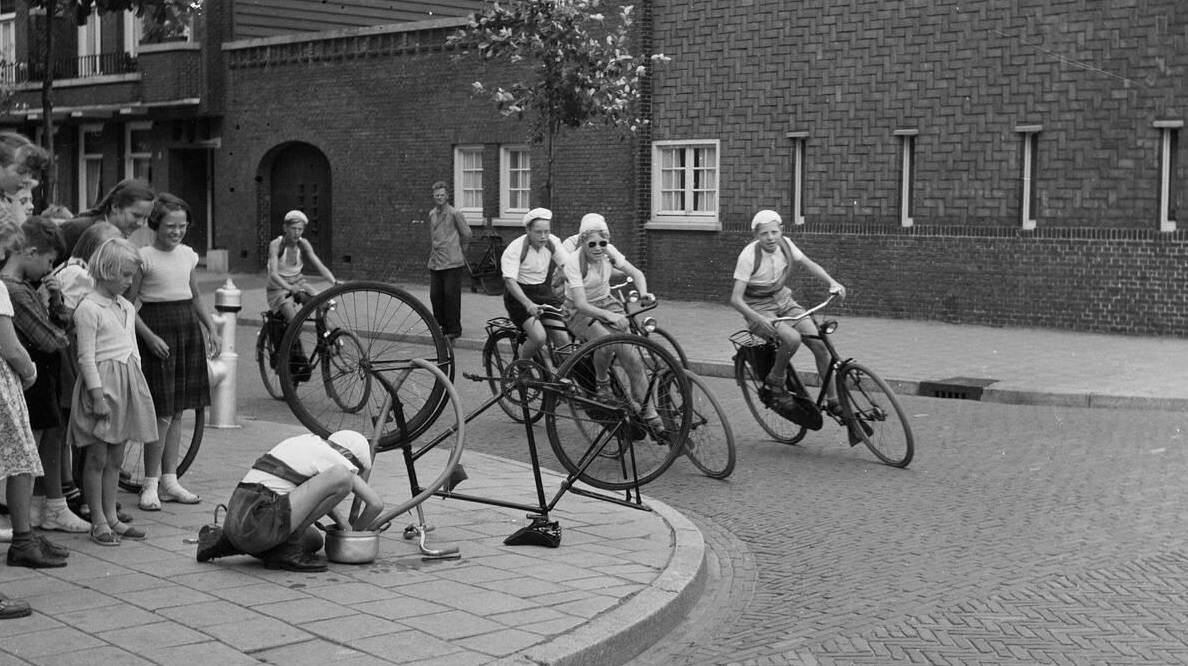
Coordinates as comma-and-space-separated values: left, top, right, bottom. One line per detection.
138, 245, 198, 302
500, 234, 568, 285
732, 238, 806, 291
240, 433, 363, 495
561, 246, 627, 303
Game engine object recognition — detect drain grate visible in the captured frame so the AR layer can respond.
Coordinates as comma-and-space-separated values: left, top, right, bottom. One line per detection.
918, 377, 999, 400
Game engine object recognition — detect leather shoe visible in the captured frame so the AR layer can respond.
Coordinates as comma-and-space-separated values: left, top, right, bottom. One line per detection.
196, 525, 242, 562
0, 595, 31, 620
7, 541, 67, 568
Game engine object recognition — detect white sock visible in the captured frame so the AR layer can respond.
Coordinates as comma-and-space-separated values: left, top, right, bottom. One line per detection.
160, 473, 180, 490
45, 497, 69, 511
142, 477, 160, 494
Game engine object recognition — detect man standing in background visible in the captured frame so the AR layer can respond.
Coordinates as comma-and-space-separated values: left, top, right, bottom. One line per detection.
426, 181, 471, 341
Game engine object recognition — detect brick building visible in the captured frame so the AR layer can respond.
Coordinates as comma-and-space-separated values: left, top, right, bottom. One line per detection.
1, 0, 1184, 334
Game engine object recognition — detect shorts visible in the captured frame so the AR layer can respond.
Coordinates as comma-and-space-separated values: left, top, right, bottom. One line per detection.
565, 296, 624, 341
224, 482, 293, 556
744, 287, 812, 338
504, 282, 563, 329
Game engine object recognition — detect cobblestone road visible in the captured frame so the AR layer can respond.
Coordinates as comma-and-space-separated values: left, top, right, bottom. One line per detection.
239, 333, 1188, 665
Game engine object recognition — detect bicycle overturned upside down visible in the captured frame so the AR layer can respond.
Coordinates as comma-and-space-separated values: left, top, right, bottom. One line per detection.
731, 294, 914, 467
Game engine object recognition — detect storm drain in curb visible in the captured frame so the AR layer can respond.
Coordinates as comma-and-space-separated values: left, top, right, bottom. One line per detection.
918, 377, 999, 400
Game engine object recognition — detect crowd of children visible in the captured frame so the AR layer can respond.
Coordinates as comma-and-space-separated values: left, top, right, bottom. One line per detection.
0, 130, 217, 619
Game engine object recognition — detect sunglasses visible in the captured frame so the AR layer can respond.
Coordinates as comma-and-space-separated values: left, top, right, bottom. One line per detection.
587, 240, 609, 248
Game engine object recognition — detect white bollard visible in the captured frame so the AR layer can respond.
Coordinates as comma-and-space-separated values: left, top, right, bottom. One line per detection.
207, 278, 242, 429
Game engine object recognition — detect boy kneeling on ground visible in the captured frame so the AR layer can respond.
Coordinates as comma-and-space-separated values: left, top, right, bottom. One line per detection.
197, 430, 384, 572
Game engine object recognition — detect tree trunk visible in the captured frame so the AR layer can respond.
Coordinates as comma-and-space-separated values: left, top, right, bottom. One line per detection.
39, 0, 57, 203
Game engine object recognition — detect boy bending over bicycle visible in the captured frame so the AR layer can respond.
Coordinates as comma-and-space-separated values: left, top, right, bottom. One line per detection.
196, 429, 383, 572
729, 210, 846, 411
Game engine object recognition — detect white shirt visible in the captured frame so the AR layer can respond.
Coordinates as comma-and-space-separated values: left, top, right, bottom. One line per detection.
561, 245, 627, 303
500, 234, 568, 285
138, 245, 198, 302
732, 238, 806, 289
241, 433, 362, 495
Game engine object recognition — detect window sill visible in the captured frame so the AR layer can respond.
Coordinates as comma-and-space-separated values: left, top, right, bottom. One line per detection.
645, 217, 722, 232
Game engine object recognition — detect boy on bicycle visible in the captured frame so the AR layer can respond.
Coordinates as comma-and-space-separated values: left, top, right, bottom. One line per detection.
267, 210, 341, 324
729, 210, 846, 411
500, 207, 571, 371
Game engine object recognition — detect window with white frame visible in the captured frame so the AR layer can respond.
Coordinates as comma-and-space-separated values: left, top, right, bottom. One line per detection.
1156, 120, 1181, 232
500, 146, 531, 220
78, 13, 102, 76
787, 132, 807, 225
1016, 125, 1041, 230
895, 129, 918, 227
123, 10, 143, 57
0, 0, 15, 84
124, 122, 152, 183
79, 125, 104, 213
650, 140, 719, 229
453, 146, 483, 223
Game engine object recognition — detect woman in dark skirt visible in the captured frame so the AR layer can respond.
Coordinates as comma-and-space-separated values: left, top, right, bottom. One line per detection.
128, 194, 221, 510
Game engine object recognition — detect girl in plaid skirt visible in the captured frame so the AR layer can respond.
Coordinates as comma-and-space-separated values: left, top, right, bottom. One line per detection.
128, 194, 220, 511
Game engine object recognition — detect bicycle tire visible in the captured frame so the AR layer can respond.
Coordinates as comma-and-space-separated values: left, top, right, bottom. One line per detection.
838, 362, 914, 468
482, 327, 544, 424
322, 328, 371, 413
544, 334, 690, 490
118, 408, 204, 493
257, 323, 284, 401
734, 353, 807, 445
279, 282, 453, 452
660, 370, 735, 479
648, 326, 689, 369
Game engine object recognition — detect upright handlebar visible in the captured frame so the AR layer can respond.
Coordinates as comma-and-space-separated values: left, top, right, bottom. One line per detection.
770, 292, 839, 325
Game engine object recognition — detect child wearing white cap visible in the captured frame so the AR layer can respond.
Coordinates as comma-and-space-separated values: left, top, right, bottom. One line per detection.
196, 429, 383, 572
266, 210, 341, 324
499, 208, 571, 368
729, 210, 846, 407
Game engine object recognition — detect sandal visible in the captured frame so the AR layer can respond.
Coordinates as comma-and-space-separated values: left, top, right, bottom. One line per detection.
109, 522, 146, 541
595, 378, 615, 403
90, 525, 119, 547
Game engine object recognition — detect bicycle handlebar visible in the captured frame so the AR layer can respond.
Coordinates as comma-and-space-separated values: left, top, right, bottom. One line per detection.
770, 292, 839, 325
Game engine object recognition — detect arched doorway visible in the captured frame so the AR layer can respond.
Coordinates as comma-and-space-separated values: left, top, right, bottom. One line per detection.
262, 142, 333, 267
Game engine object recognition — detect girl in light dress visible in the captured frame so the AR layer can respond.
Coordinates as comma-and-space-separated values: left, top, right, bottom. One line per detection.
128, 194, 219, 510
69, 238, 159, 546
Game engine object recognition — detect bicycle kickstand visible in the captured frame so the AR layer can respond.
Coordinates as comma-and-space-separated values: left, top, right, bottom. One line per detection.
402, 504, 461, 561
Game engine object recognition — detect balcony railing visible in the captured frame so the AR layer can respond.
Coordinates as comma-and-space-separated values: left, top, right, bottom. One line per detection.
14, 52, 139, 84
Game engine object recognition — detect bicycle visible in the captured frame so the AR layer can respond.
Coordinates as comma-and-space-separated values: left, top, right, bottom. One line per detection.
481, 303, 577, 424
258, 291, 371, 413
730, 294, 914, 467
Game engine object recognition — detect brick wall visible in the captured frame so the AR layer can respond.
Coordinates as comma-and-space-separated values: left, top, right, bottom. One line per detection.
216, 25, 637, 282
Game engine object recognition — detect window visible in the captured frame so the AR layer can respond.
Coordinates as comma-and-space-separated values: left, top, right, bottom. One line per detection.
1156, 120, 1181, 232
0, 0, 15, 84
78, 124, 104, 213
787, 132, 807, 225
78, 13, 102, 76
650, 140, 719, 230
500, 146, 530, 220
124, 122, 152, 183
895, 129, 918, 227
1016, 125, 1041, 230
453, 146, 483, 223
123, 10, 143, 58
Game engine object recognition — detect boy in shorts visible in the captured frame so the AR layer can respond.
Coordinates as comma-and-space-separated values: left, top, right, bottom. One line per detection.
196, 430, 383, 572
729, 209, 846, 410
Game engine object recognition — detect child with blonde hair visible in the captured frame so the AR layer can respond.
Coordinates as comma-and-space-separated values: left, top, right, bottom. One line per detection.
69, 238, 158, 545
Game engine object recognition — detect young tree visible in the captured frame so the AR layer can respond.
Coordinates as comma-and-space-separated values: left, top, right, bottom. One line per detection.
448, 0, 667, 207
25, 0, 197, 201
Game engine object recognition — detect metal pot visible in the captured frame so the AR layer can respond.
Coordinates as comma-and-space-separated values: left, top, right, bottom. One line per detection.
323, 527, 379, 564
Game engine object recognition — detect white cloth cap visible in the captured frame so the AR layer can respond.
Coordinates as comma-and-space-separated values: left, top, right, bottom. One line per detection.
522, 207, 553, 227
283, 210, 309, 224
579, 213, 608, 235
751, 209, 782, 230
328, 430, 372, 471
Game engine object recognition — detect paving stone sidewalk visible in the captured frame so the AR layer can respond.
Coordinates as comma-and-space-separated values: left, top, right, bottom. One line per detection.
0, 418, 703, 665
206, 271, 1188, 411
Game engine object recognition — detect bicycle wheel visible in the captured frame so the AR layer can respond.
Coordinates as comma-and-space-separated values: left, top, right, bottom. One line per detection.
659, 370, 735, 479
119, 408, 205, 493
648, 327, 689, 369
482, 327, 544, 424
838, 362, 914, 468
734, 353, 807, 445
322, 328, 371, 413
544, 334, 690, 490
257, 323, 284, 400
279, 282, 453, 452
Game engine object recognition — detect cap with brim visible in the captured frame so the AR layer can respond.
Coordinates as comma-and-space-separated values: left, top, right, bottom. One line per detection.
328, 430, 372, 472
284, 210, 309, 224
751, 209, 782, 230
579, 213, 608, 235
522, 207, 553, 227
